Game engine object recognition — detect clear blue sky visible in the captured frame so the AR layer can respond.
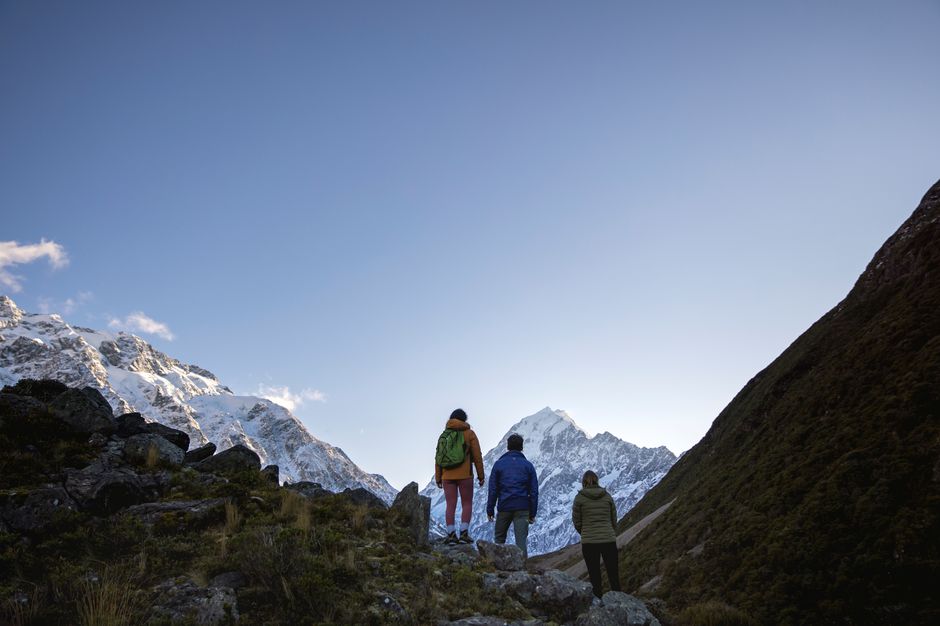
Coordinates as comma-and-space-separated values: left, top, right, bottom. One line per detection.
2, 1, 938, 488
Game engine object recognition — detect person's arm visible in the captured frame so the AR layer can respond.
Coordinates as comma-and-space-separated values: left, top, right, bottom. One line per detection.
486, 464, 499, 518
572, 495, 582, 534
609, 494, 618, 530
470, 431, 485, 484
528, 462, 539, 520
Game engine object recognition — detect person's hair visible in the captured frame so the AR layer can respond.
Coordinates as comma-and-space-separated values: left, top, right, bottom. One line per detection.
450, 408, 468, 422
507, 434, 523, 451
581, 470, 599, 487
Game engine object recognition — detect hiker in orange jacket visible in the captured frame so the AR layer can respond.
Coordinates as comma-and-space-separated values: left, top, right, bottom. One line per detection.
435, 408, 485, 544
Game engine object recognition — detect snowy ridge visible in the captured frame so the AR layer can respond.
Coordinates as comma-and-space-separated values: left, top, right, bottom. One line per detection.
421, 407, 676, 555
0, 295, 397, 503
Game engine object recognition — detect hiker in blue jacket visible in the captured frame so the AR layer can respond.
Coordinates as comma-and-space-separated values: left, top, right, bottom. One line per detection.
486, 433, 539, 559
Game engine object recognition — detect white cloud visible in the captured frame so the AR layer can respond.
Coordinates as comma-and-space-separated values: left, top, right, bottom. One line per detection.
37, 291, 93, 315
256, 384, 327, 412
108, 311, 175, 341
0, 239, 68, 292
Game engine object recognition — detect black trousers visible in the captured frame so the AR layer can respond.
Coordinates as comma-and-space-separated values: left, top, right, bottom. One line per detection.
581, 541, 621, 598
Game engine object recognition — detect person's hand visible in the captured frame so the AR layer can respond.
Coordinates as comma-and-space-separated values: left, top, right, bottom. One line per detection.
478, 477, 485, 487
528, 517, 535, 524
435, 481, 442, 489
487, 515, 494, 522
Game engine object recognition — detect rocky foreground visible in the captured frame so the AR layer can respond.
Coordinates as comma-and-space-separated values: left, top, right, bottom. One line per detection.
0, 379, 660, 625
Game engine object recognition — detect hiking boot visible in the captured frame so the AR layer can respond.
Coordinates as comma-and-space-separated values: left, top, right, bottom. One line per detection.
444, 531, 459, 545
458, 530, 473, 544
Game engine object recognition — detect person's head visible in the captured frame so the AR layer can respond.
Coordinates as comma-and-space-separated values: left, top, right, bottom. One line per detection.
507, 434, 524, 451
581, 470, 599, 488
450, 408, 468, 422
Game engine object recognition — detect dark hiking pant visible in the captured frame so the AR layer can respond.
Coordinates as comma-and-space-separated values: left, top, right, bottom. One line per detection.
494, 510, 530, 559
581, 541, 621, 598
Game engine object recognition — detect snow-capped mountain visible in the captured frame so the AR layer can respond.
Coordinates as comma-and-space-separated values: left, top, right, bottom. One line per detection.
421, 407, 676, 555
0, 295, 397, 503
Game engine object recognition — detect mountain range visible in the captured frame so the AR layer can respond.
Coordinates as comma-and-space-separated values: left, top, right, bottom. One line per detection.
422, 407, 676, 556
0, 295, 398, 503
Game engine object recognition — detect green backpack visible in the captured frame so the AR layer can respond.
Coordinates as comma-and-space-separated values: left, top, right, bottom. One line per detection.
435, 428, 467, 469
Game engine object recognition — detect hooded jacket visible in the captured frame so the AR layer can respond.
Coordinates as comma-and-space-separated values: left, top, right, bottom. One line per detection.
486, 450, 539, 517
434, 418, 485, 482
572, 486, 618, 544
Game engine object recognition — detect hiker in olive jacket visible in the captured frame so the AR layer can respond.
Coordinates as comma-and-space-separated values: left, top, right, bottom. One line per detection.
434, 408, 485, 544
572, 470, 622, 598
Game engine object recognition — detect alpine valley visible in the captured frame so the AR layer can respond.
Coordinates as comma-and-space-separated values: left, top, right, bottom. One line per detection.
422, 407, 677, 556
0, 296, 398, 503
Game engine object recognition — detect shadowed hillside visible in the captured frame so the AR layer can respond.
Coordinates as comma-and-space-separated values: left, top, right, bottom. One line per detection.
617, 180, 940, 624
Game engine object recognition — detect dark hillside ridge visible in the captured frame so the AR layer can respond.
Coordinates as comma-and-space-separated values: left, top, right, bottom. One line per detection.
618, 179, 940, 624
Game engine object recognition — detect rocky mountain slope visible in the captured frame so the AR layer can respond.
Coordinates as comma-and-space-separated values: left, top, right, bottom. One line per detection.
0, 379, 662, 625
0, 297, 396, 502
422, 407, 676, 555
612, 179, 940, 623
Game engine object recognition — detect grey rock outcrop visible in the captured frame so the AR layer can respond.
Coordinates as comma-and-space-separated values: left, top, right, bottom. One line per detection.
122, 499, 226, 528
341, 486, 387, 510
194, 444, 260, 475
48, 387, 115, 434
2, 486, 78, 532
148, 577, 238, 625
477, 540, 525, 572
184, 442, 216, 464
391, 481, 430, 546
530, 570, 594, 623
124, 433, 185, 467
284, 481, 332, 500
575, 591, 662, 626
260, 464, 279, 485
64, 464, 148, 515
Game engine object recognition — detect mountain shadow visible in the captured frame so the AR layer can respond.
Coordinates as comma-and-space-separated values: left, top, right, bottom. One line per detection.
616, 179, 940, 624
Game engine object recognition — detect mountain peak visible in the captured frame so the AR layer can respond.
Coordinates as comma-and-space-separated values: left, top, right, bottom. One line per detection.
509, 406, 583, 442
0, 295, 23, 325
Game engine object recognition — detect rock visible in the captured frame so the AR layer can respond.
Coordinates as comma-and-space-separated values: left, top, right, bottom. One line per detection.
440, 618, 547, 626
391, 481, 430, 546
433, 541, 481, 567
501, 571, 538, 604
575, 591, 661, 626
184, 442, 216, 464
124, 434, 185, 468
123, 499, 226, 529
373, 591, 412, 624
115, 412, 149, 437
284, 481, 332, 500
531, 570, 594, 623
194, 444, 260, 475
148, 577, 238, 625
87, 432, 108, 448
1, 378, 68, 402
2, 486, 78, 532
145, 422, 190, 452
0, 392, 45, 425
476, 540, 525, 572
340, 487, 387, 510
47, 387, 115, 434
260, 465, 279, 485
209, 571, 247, 590
64, 466, 148, 515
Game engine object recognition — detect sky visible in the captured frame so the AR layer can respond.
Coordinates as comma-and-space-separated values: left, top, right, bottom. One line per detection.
1, 1, 939, 489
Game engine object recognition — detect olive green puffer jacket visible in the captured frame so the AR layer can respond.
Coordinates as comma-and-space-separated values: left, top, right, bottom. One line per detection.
572, 486, 618, 544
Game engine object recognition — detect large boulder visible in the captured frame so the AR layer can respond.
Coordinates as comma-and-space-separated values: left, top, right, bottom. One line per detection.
531, 570, 594, 623
260, 465, 279, 486
194, 444, 260, 476
64, 465, 149, 515
148, 577, 238, 625
390, 481, 430, 545
575, 591, 662, 626
340, 487, 387, 510
124, 434, 185, 468
145, 422, 190, 452
1, 378, 68, 402
0, 392, 45, 427
122, 499, 226, 529
47, 387, 115, 434
284, 481, 332, 500
477, 540, 526, 572
184, 442, 216, 464
2, 486, 78, 532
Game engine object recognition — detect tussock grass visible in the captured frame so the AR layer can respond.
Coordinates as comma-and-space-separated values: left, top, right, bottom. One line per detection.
74, 563, 140, 626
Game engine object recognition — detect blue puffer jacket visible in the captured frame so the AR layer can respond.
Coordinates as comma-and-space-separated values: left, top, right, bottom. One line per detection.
486, 451, 539, 517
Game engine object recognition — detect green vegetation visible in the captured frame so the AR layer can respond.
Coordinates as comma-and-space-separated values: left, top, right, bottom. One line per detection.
616, 183, 940, 623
